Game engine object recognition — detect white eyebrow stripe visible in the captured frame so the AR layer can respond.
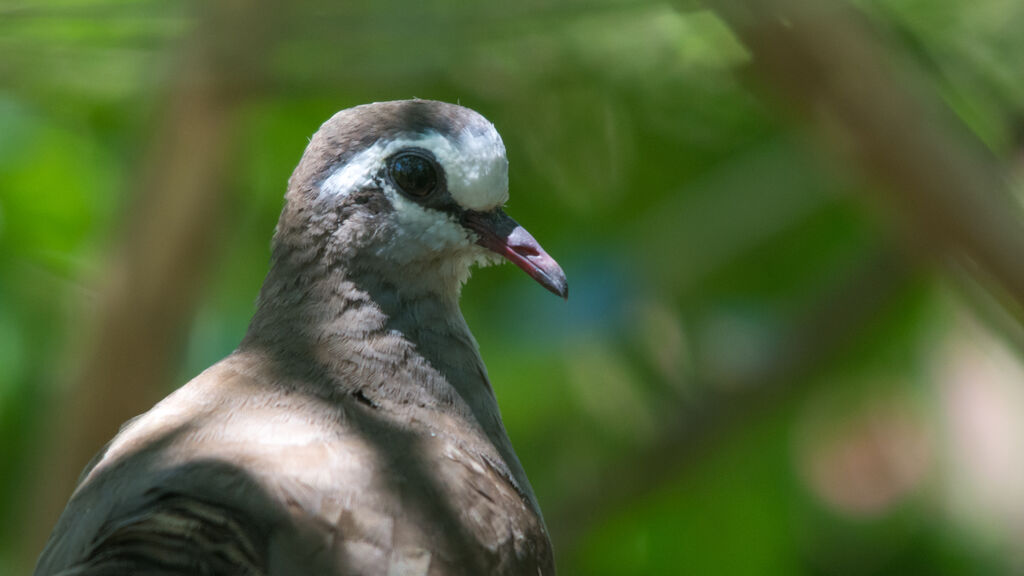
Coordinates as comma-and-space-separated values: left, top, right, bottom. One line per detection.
320, 144, 387, 198
320, 129, 509, 212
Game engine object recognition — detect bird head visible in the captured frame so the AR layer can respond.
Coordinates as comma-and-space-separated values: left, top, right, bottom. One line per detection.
275, 100, 567, 300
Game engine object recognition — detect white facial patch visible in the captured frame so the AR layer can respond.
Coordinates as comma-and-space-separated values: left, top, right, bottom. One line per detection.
374, 191, 502, 291
383, 193, 474, 263
317, 126, 509, 292
320, 127, 509, 211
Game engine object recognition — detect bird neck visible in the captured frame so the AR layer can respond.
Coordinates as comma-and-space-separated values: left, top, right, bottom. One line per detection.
239, 252, 537, 512
240, 254, 499, 427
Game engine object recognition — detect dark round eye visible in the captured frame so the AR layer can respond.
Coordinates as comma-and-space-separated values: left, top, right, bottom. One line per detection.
388, 152, 438, 198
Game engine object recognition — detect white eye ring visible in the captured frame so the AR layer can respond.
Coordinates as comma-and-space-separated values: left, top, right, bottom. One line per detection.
321, 130, 508, 211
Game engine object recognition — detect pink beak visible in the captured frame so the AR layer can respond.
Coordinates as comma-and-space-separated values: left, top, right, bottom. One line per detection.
462, 210, 568, 299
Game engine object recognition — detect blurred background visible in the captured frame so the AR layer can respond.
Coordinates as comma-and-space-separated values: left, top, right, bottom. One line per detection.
3, 0, 1024, 574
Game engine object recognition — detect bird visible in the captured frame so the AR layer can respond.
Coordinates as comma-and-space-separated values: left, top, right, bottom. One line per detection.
34, 100, 566, 576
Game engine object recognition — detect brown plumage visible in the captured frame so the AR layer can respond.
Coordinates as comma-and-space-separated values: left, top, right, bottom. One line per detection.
35, 100, 565, 576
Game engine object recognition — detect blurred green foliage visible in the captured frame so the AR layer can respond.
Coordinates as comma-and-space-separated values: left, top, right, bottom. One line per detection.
3, 0, 1024, 574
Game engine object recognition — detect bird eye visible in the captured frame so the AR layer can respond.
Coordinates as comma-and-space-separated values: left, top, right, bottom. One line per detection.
388, 152, 438, 198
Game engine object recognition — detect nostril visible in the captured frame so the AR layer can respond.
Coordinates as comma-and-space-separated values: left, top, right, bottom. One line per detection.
513, 245, 540, 257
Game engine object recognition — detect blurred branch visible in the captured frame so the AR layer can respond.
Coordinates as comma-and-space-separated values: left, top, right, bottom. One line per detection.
23, 0, 283, 567
551, 248, 917, 555
708, 0, 1024, 319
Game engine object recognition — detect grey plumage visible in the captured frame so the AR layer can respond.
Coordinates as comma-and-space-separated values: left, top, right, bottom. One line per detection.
35, 100, 564, 576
